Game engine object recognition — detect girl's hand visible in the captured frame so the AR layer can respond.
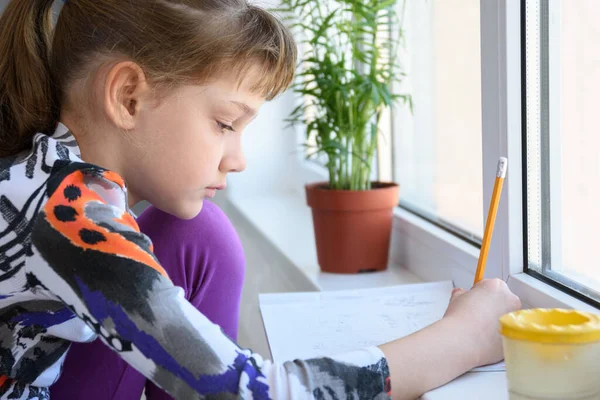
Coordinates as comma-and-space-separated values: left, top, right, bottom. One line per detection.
379, 278, 521, 399
443, 278, 522, 367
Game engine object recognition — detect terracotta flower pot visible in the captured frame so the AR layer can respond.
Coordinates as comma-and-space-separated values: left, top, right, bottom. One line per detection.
305, 182, 400, 274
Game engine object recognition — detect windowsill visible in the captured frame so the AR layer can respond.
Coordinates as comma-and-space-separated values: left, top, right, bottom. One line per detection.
507, 273, 599, 313
223, 188, 508, 400
224, 189, 423, 292
223, 183, 598, 400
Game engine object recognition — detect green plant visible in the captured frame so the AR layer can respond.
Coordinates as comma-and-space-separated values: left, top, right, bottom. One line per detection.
276, 0, 410, 190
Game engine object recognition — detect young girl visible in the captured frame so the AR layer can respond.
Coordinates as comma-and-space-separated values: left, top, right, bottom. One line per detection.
0, 0, 521, 399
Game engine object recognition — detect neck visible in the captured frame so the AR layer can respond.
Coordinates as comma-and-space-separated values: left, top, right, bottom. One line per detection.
59, 115, 142, 209
127, 190, 141, 208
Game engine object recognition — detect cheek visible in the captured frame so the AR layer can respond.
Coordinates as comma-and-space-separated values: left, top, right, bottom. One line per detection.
141, 107, 214, 164
133, 102, 225, 191
148, 129, 223, 188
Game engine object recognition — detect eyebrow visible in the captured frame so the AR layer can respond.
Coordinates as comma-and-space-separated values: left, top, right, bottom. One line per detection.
230, 101, 257, 117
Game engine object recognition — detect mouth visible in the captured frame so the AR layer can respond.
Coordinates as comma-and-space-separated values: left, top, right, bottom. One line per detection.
206, 184, 226, 191
204, 185, 226, 199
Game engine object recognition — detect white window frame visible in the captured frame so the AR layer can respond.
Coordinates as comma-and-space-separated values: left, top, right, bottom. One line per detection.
523, 0, 600, 305
480, 0, 523, 283
522, 0, 564, 277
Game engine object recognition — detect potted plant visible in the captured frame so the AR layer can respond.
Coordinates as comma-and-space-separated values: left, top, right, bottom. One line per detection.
276, 0, 410, 273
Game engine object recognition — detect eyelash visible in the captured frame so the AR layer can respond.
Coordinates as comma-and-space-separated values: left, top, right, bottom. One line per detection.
216, 121, 235, 133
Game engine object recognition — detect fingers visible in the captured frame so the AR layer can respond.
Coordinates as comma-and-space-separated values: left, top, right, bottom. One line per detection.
473, 278, 522, 309
475, 278, 507, 290
510, 293, 522, 310
451, 287, 467, 299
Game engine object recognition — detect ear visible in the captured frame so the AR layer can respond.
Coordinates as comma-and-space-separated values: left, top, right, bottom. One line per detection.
103, 61, 150, 131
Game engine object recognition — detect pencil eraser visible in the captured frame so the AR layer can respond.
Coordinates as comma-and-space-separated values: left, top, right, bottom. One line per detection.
497, 157, 508, 178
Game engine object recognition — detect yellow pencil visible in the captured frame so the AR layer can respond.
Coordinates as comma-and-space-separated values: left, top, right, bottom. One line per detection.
473, 157, 507, 285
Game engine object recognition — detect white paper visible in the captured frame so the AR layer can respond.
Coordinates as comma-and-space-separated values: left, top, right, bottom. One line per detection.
471, 361, 505, 372
259, 281, 505, 372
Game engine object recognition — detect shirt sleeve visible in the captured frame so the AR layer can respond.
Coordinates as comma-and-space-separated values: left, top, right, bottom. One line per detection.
30, 163, 392, 400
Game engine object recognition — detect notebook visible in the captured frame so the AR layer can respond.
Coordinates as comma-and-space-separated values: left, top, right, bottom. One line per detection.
259, 280, 505, 372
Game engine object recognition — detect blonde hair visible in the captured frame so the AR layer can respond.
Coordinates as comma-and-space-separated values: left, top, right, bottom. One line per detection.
0, 0, 297, 157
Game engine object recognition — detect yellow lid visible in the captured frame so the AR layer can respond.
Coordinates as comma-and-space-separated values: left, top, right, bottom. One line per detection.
500, 308, 600, 344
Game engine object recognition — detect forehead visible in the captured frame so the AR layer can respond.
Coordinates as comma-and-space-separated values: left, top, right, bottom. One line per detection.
204, 64, 267, 108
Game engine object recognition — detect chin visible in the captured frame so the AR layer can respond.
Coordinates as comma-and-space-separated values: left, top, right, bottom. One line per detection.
161, 199, 204, 220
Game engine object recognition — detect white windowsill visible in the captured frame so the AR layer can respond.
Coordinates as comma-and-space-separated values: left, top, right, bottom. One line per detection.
224, 184, 598, 400
507, 273, 599, 314
223, 188, 504, 399
224, 189, 423, 292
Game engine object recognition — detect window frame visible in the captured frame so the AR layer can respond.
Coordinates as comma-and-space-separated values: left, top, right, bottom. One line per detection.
522, 0, 600, 308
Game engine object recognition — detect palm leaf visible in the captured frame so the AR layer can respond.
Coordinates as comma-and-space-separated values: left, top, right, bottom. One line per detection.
273, 0, 411, 190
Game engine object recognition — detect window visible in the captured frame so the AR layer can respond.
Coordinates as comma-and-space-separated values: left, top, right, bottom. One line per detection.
524, 0, 600, 305
388, 0, 484, 244
285, 0, 599, 307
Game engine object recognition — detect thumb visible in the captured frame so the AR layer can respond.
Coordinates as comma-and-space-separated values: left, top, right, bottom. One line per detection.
451, 287, 467, 299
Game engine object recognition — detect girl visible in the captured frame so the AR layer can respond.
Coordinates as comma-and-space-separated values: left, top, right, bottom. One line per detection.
0, 1, 521, 400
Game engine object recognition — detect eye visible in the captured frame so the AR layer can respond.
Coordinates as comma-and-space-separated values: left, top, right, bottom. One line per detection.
216, 121, 235, 133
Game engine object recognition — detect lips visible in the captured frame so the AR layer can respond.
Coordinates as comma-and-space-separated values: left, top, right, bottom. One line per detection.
206, 185, 226, 191
204, 184, 226, 199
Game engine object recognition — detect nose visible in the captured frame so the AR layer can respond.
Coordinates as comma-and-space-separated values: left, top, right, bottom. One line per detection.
220, 139, 246, 173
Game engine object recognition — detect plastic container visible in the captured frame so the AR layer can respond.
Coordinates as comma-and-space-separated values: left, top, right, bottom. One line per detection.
500, 308, 600, 400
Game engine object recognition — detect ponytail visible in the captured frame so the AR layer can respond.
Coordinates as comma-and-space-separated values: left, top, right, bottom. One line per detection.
0, 0, 58, 157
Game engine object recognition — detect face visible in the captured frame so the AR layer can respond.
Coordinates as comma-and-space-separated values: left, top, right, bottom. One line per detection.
122, 67, 265, 219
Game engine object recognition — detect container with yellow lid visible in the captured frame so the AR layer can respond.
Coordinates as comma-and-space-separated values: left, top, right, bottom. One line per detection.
500, 308, 600, 400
